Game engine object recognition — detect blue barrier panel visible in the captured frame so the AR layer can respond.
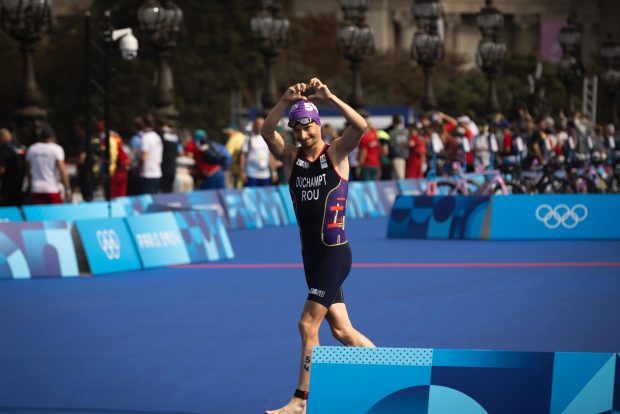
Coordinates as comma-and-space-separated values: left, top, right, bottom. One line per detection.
75, 218, 142, 275
125, 212, 190, 268
0, 221, 79, 279
348, 181, 386, 219
490, 194, 620, 240
152, 192, 191, 210
110, 195, 154, 217
398, 178, 428, 195
0, 206, 23, 222
246, 187, 290, 227
309, 346, 619, 414
277, 185, 297, 225
186, 190, 229, 228
22, 202, 109, 222
376, 180, 399, 215
387, 195, 491, 239
174, 210, 234, 262
219, 189, 263, 230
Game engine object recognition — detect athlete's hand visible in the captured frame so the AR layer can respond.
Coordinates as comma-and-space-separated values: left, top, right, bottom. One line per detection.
306, 78, 333, 101
281, 82, 309, 104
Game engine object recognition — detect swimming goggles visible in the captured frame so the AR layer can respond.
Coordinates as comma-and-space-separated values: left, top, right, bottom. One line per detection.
288, 117, 315, 128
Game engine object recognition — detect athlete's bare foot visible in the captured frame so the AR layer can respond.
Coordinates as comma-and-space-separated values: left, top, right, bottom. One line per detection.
265, 397, 307, 414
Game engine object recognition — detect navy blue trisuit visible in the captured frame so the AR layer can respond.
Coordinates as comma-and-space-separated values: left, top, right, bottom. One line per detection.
289, 144, 352, 308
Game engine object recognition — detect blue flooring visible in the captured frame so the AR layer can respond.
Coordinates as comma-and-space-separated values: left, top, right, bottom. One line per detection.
1, 218, 619, 413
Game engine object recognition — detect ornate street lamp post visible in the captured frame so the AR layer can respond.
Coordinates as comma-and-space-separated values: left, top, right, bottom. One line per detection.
338, 0, 374, 110
476, 0, 506, 116
599, 33, 620, 126
557, 13, 584, 115
0, 0, 52, 143
137, 0, 183, 123
251, 0, 290, 109
411, 0, 443, 112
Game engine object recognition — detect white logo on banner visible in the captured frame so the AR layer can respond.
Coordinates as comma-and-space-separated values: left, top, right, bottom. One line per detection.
97, 229, 121, 260
535, 204, 588, 229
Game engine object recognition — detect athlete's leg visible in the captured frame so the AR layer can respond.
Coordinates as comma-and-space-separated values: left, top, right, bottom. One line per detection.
326, 302, 375, 347
265, 300, 328, 414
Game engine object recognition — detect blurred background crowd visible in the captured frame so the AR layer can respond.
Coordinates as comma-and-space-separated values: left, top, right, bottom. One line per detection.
1, 0, 619, 204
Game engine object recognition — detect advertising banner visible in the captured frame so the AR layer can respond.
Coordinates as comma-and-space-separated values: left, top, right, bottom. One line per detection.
398, 178, 428, 196
387, 195, 491, 239
490, 195, 620, 240
186, 190, 228, 225
0, 221, 79, 279
375, 181, 399, 215
277, 185, 297, 225
22, 202, 109, 222
219, 187, 290, 230
309, 346, 619, 414
0, 207, 23, 222
348, 181, 386, 219
125, 212, 190, 268
152, 192, 191, 210
110, 195, 154, 218
174, 210, 234, 263
75, 218, 142, 275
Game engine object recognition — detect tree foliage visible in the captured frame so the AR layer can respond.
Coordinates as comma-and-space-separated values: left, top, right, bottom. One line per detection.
0, 0, 571, 155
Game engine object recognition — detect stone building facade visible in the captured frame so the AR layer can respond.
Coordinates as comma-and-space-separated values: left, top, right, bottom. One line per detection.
54, 0, 620, 69
294, 0, 620, 69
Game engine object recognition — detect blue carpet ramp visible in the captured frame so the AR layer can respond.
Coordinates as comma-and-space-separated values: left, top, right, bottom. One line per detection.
309, 346, 619, 414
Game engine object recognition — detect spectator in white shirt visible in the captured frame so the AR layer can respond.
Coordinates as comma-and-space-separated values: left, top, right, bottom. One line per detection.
139, 114, 163, 194
25, 125, 71, 204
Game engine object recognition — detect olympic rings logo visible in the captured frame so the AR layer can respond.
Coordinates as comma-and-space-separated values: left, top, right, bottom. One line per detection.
535, 204, 588, 229
96, 229, 121, 260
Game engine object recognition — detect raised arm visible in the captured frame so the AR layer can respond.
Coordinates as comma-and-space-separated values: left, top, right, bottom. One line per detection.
307, 78, 367, 164
260, 83, 308, 166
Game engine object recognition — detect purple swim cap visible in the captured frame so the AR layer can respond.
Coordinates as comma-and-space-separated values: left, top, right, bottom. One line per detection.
288, 100, 321, 126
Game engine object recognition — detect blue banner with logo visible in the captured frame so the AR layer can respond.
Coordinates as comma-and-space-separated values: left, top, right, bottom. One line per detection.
348, 181, 386, 219
490, 194, 620, 240
309, 346, 619, 414
125, 212, 190, 268
174, 210, 234, 262
387, 195, 491, 239
22, 202, 109, 222
0, 207, 23, 223
0, 221, 79, 279
75, 218, 142, 275
110, 195, 154, 218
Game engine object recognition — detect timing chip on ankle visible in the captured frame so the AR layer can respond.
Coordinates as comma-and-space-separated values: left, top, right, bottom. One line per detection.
294, 389, 309, 400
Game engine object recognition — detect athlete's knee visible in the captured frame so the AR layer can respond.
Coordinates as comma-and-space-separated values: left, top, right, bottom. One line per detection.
298, 317, 320, 340
330, 323, 354, 343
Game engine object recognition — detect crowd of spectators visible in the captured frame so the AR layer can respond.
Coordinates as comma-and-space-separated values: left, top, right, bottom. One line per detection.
0, 107, 618, 206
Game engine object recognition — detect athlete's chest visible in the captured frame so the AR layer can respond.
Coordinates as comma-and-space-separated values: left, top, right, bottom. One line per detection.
290, 153, 339, 202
